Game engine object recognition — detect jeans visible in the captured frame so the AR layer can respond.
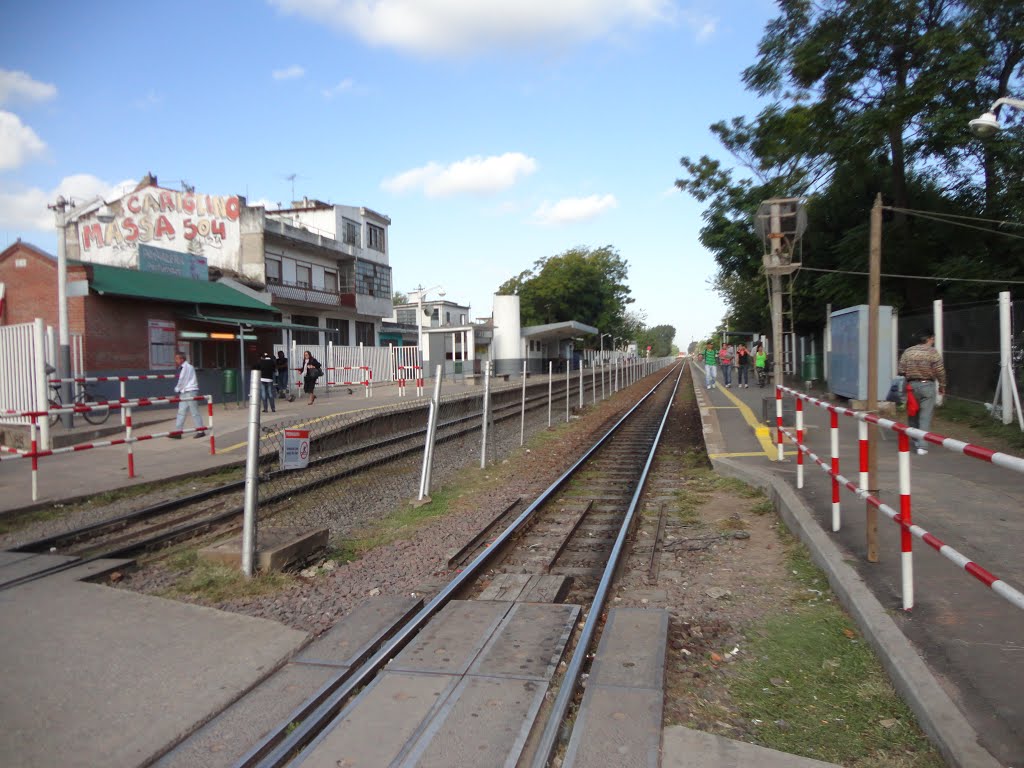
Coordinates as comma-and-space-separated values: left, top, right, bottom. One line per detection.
737, 365, 749, 386
175, 391, 203, 430
260, 380, 276, 412
276, 369, 290, 393
908, 380, 936, 449
705, 364, 717, 388
722, 364, 732, 386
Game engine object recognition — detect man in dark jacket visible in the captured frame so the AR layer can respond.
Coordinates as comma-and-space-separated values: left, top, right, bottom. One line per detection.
256, 353, 277, 413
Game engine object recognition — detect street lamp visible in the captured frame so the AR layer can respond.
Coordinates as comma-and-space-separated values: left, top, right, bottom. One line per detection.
600, 332, 612, 361
411, 284, 445, 358
969, 96, 1024, 139
49, 196, 113, 426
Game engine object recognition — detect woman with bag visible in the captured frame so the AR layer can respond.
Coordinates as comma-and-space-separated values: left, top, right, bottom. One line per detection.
302, 350, 322, 404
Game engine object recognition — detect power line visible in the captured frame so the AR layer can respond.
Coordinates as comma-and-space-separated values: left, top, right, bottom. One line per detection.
886, 206, 1024, 241
800, 265, 1024, 285
888, 206, 1024, 230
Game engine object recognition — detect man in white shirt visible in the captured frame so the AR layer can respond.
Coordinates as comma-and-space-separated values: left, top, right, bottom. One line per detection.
172, 352, 204, 438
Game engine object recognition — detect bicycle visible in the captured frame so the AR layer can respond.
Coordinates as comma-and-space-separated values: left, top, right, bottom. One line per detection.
46, 367, 111, 426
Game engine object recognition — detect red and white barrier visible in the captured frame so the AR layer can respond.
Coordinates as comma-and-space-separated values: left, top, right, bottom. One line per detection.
294, 366, 373, 397
1, 394, 215, 501
776, 384, 1024, 613
396, 365, 424, 397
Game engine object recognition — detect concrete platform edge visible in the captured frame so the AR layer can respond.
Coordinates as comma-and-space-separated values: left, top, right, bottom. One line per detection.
709, 455, 1002, 768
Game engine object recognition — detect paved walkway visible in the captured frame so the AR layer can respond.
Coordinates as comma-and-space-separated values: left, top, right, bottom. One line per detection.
692, 363, 1022, 768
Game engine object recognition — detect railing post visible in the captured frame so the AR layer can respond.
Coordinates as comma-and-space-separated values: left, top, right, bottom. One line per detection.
775, 385, 784, 462
548, 361, 553, 427
207, 395, 215, 454
898, 430, 914, 610
241, 370, 261, 578
419, 364, 444, 500
578, 363, 583, 410
858, 419, 869, 501
520, 361, 527, 446
830, 408, 840, 532
565, 364, 570, 422
126, 403, 135, 478
480, 361, 491, 469
796, 396, 804, 488
30, 416, 39, 502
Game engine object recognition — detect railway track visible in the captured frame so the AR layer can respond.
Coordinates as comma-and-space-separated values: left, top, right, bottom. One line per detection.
232, 361, 686, 768
4, 376, 605, 590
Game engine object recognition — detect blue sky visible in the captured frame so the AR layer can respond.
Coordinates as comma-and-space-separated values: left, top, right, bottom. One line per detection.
0, 0, 778, 348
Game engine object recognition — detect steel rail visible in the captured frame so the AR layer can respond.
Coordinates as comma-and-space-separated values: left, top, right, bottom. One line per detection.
529, 361, 683, 767
236, 363, 681, 768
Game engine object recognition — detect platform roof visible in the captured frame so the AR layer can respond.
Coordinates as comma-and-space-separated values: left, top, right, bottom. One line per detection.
521, 320, 598, 341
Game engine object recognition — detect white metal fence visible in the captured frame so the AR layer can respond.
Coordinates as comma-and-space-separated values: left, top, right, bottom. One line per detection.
273, 342, 421, 388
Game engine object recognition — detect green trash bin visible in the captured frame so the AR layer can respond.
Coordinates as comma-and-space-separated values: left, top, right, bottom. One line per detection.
802, 355, 819, 382
223, 368, 237, 394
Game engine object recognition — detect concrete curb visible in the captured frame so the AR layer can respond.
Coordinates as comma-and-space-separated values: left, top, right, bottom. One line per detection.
705, 447, 1002, 768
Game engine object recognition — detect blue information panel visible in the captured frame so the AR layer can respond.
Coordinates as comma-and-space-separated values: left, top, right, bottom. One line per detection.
138, 244, 208, 280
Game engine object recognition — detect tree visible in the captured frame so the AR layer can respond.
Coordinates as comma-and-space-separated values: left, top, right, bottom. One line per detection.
392, 290, 409, 305
636, 324, 677, 357
497, 245, 634, 333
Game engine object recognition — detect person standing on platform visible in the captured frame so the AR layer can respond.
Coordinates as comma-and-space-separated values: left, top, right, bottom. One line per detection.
171, 352, 204, 438
754, 344, 768, 387
257, 353, 277, 414
275, 351, 290, 396
302, 350, 323, 405
703, 342, 718, 389
718, 341, 733, 388
736, 343, 751, 388
898, 328, 947, 455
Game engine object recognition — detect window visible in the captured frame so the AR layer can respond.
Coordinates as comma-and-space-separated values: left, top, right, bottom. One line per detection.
367, 223, 385, 252
445, 311, 451, 324
323, 269, 337, 292
460, 314, 467, 325
292, 314, 320, 345
342, 218, 360, 246
265, 257, 281, 285
396, 308, 417, 325
326, 317, 349, 345
355, 259, 392, 298
355, 321, 375, 346
295, 263, 312, 288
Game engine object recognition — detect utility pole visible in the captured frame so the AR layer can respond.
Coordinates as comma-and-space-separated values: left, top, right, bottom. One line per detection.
866, 193, 882, 562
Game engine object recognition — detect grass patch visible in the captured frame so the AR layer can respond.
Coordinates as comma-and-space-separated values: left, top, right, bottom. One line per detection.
934, 397, 1024, 454
160, 548, 294, 602
727, 545, 943, 767
0, 505, 67, 535
750, 497, 775, 516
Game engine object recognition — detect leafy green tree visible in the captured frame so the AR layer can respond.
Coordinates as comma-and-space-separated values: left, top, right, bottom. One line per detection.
392, 290, 409, 305
636, 324, 677, 357
497, 245, 634, 333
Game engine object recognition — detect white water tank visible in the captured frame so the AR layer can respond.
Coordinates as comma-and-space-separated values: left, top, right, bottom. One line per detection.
493, 294, 522, 372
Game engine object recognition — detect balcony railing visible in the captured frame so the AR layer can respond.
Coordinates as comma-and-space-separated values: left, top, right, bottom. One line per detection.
267, 279, 355, 308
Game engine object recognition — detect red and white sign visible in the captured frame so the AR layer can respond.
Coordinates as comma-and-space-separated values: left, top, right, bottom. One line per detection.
281, 429, 310, 470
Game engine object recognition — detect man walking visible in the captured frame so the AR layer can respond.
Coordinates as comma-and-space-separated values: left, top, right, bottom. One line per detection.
898, 329, 947, 455
172, 352, 205, 438
703, 342, 718, 389
257, 352, 277, 414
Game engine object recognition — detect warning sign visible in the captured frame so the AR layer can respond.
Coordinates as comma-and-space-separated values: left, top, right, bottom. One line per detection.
281, 429, 310, 470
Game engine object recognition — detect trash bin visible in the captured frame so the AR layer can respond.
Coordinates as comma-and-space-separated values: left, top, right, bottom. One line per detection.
454, 361, 463, 374
223, 368, 237, 395
802, 354, 819, 382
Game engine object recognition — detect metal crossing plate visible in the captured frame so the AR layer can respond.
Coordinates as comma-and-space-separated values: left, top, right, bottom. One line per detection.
468, 602, 580, 681
388, 600, 510, 675
295, 596, 421, 667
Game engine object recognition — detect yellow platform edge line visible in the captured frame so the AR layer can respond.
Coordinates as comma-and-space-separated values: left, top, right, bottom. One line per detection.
710, 380, 778, 460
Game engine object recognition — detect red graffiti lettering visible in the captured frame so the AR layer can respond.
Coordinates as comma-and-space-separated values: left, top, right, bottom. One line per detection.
225, 196, 240, 221
154, 215, 175, 239
123, 218, 139, 242
159, 190, 174, 212
210, 219, 226, 238
183, 218, 197, 240
80, 223, 104, 250
138, 217, 153, 242
182, 194, 195, 214
126, 195, 141, 214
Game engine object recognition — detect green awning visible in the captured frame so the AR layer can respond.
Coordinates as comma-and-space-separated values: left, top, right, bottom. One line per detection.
87, 263, 273, 311
180, 314, 341, 335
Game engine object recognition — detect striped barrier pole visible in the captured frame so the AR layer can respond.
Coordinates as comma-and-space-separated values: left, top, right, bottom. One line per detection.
830, 407, 840, 531
207, 396, 215, 455
120, 381, 127, 426
775, 385, 784, 462
898, 430, 914, 610
126, 403, 135, 478
366, 366, 372, 398
796, 397, 804, 489
31, 416, 38, 501
858, 420, 869, 498
398, 367, 406, 397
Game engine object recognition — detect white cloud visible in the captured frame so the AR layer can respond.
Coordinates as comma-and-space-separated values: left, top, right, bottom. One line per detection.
0, 174, 137, 232
247, 197, 282, 211
0, 69, 57, 105
533, 194, 618, 225
269, 0, 673, 55
382, 153, 537, 198
322, 78, 354, 98
0, 111, 46, 171
680, 9, 717, 41
272, 65, 306, 80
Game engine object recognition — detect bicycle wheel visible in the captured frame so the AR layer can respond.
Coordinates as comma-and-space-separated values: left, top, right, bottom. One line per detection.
77, 390, 110, 425
47, 398, 60, 427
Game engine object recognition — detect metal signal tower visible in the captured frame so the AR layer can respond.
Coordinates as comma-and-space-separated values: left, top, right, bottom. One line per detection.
755, 198, 807, 378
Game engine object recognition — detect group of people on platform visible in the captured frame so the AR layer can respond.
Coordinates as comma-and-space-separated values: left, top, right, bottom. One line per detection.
253, 351, 324, 411
701, 340, 767, 390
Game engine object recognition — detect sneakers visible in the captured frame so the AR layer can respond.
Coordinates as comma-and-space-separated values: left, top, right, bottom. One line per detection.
916, 447, 928, 455
192, 432, 205, 439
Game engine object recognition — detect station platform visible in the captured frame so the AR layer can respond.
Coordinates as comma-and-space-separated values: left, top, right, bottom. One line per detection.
691, 363, 1022, 768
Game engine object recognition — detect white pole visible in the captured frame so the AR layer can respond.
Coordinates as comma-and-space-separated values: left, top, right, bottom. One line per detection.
565, 364, 570, 422
520, 360, 527, 446
933, 299, 944, 357
481, 361, 492, 468
33, 318, 50, 451
824, 304, 831, 382
241, 370, 261, 577
548, 361, 553, 427
418, 364, 444, 500
1000, 292, 1013, 424
891, 309, 899, 381
578, 362, 583, 409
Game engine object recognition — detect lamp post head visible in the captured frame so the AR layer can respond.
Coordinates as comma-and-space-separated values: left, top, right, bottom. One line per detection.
96, 203, 115, 223
969, 111, 1001, 139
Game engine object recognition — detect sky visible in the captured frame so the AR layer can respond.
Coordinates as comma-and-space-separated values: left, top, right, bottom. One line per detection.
0, 0, 779, 349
